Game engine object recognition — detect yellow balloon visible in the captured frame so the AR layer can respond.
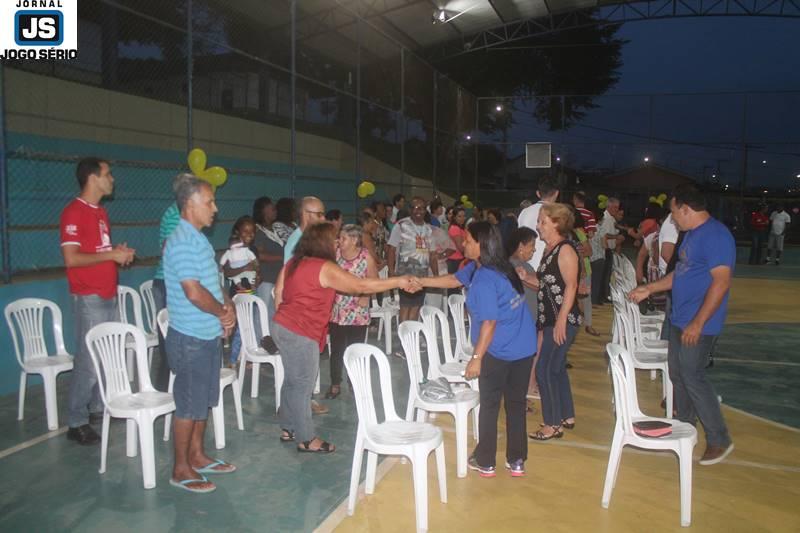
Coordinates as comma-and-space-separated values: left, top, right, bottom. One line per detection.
464, 201, 474, 209
187, 148, 207, 176
199, 166, 227, 187
357, 182, 370, 198
460, 195, 469, 203
598, 201, 607, 209
597, 194, 608, 202
365, 182, 376, 195
648, 196, 657, 204
658, 193, 667, 201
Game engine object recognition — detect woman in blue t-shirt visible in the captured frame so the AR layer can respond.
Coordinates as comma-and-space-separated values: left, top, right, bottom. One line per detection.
418, 221, 537, 478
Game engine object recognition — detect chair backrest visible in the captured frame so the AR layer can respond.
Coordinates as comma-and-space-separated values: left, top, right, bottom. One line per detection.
233, 293, 269, 350
118, 285, 146, 332
139, 280, 157, 335
398, 321, 430, 397
448, 294, 470, 354
420, 305, 455, 366
4, 298, 67, 366
371, 265, 398, 308
344, 343, 401, 428
606, 343, 645, 430
156, 308, 169, 338
86, 322, 154, 405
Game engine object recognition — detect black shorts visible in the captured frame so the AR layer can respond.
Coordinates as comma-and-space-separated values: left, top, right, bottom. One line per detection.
399, 289, 426, 308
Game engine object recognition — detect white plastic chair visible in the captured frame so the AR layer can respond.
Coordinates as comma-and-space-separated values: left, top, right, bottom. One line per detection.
139, 280, 158, 338
368, 266, 399, 354
4, 298, 74, 431
233, 293, 284, 410
419, 306, 473, 389
86, 322, 175, 490
614, 312, 673, 419
117, 285, 159, 380
344, 343, 447, 532
603, 343, 697, 527
158, 309, 244, 449
447, 294, 473, 362
399, 321, 479, 479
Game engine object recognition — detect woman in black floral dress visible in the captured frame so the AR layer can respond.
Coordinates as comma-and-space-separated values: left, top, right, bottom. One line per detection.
530, 203, 583, 441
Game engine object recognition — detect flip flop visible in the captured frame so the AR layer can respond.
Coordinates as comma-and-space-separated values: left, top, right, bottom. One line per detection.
193, 459, 237, 475
280, 429, 295, 442
297, 440, 335, 454
170, 475, 216, 493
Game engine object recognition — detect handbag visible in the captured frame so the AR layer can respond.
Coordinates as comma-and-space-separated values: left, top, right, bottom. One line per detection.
633, 420, 672, 438
419, 377, 455, 402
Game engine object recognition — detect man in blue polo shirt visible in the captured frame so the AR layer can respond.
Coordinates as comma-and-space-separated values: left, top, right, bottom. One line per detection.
630, 184, 735, 466
164, 177, 237, 493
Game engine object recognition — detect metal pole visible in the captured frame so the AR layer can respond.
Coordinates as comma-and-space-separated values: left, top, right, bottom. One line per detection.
355, 18, 361, 215
0, 64, 10, 283
432, 73, 437, 194
473, 96, 479, 203
290, 0, 297, 197
740, 94, 747, 200
400, 48, 405, 196
186, 0, 193, 152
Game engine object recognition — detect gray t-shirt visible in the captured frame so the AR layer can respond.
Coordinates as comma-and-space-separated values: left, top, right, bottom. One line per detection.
510, 257, 538, 319
254, 225, 284, 284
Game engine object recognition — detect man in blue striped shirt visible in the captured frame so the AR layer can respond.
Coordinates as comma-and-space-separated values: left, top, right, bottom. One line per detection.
164, 177, 237, 493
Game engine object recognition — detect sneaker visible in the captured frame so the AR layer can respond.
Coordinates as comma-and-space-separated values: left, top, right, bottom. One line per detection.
66, 424, 100, 445
467, 456, 496, 478
505, 459, 525, 477
698, 442, 734, 466
311, 400, 329, 415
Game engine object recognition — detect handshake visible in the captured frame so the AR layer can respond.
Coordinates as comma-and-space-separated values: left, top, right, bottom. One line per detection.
396, 275, 425, 293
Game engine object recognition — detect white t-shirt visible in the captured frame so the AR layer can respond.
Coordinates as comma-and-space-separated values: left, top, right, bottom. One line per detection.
517, 201, 545, 269
598, 209, 619, 250
770, 210, 791, 235
387, 217, 433, 277
220, 242, 257, 286
657, 214, 679, 275
429, 226, 455, 276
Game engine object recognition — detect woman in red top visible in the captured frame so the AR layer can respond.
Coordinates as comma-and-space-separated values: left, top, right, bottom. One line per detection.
273, 223, 418, 453
447, 206, 467, 274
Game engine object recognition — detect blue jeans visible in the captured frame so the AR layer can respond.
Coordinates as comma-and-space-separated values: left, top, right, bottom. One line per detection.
165, 328, 221, 420
536, 325, 578, 427
67, 294, 118, 427
668, 325, 731, 447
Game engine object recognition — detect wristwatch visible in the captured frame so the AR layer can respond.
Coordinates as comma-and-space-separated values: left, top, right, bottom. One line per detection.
471, 354, 482, 360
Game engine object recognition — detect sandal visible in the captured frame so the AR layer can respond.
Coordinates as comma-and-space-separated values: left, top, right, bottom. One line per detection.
585, 326, 600, 337
529, 426, 563, 441
324, 385, 341, 400
170, 475, 216, 493
297, 439, 335, 454
561, 419, 576, 430
280, 429, 295, 442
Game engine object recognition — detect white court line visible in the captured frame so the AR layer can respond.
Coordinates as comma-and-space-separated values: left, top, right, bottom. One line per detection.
713, 357, 800, 367
0, 427, 67, 461
314, 457, 400, 533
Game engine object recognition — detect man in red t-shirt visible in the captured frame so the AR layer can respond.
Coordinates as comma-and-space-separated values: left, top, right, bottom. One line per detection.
748, 204, 769, 265
60, 157, 135, 445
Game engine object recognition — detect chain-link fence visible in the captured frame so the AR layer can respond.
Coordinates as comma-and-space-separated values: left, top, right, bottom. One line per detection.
0, 0, 477, 278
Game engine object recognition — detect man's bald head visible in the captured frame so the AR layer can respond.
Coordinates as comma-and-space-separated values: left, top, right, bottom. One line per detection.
299, 196, 325, 230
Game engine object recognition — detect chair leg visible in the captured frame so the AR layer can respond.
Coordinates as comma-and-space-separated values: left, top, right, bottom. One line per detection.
163, 372, 175, 441
601, 429, 624, 508
274, 362, 284, 413
377, 317, 384, 341
455, 408, 468, 478
126, 349, 135, 382
137, 418, 157, 489
411, 449, 430, 532
212, 387, 226, 450
383, 317, 392, 354
42, 371, 59, 431
435, 443, 447, 503
99, 411, 111, 474
347, 435, 365, 516
365, 451, 378, 495
679, 440, 693, 527
415, 408, 427, 424
650, 369, 656, 381
664, 369, 674, 420
126, 418, 138, 458
250, 363, 261, 398
314, 370, 320, 395
17, 372, 26, 421
232, 379, 244, 431
147, 347, 154, 373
